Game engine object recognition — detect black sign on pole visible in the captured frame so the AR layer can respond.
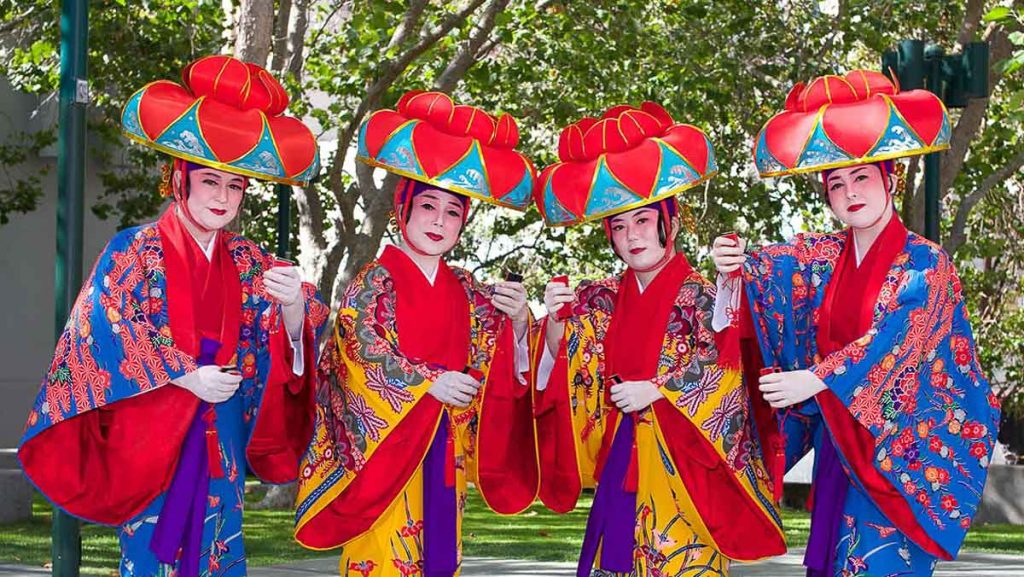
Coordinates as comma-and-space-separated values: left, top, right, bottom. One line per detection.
881, 39, 989, 243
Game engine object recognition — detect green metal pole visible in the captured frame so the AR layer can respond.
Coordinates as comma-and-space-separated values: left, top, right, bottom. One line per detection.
53, 1, 88, 575
923, 44, 944, 243
275, 183, 291, 258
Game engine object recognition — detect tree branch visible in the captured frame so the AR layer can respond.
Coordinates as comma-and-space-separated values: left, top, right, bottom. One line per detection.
434, 0, 511, 93
940, 4, 1021, 197
956, 0, 988, 48
235, 0, 275, 65
308, 1, 353, 48
944, 149, 1024, 255
286, 0, 311, 78
470, 234, 540, 276
387, 0, 430, 52
327, 0, 489, 208
270, 0, 292, 73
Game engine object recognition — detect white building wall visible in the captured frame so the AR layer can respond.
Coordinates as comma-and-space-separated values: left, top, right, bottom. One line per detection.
0, 79, 119, 448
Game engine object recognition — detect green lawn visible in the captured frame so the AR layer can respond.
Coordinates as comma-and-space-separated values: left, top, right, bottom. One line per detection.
1, 489, 1022, 575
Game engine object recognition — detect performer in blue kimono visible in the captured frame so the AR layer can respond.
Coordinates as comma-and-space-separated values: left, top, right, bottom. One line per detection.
711, 69, 1000, 576
17, 55, 328, 577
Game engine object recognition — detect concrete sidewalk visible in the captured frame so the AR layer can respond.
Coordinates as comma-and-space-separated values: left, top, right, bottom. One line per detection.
246, 550, 1024, 576
4, 550, 1024, 576
245, 549, 1024, 577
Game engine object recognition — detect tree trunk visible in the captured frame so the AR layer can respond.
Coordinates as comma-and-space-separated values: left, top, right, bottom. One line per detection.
250, 482, 298, 510
271, 0, 293, 74
235, 0, 275, 66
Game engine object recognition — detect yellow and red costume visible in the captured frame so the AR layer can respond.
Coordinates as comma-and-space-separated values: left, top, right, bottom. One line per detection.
294, 91, 538, 577
532, 103, 786, 576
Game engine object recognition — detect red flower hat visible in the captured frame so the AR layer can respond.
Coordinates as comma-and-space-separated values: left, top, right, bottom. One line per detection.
121, 55, 320, 186
754, 70, 951, 177
357, 90, 535, 211
535, 102, 717, 226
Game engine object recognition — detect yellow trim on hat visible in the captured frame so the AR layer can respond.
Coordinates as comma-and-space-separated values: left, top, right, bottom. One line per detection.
122, 129, 315, 186
545, 168, 718, 227
756, 143, 950, 178
355, 154, 530, 213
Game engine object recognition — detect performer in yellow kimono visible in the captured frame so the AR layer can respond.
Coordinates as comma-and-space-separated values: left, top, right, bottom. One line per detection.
294, 91, 539, 576
531, 102, 786, 576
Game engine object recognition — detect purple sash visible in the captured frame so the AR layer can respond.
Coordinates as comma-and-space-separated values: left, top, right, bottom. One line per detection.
149, 338, 220, 576
578, 416, 636, 575
423, 411, 458, 576
804, 430, 849, 576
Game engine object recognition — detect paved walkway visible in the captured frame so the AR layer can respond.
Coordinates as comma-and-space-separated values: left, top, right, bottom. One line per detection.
3, 550, 1024, 576
248, 550, 1024, 576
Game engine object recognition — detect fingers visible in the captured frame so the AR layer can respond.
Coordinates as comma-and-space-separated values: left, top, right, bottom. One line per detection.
713, 235, 747, 250
715, 255, 746, 267
544, 284, 574, 316
454, 382, 481, 399
264, 279, 298, 296
451, 372, 482, 388
493, 282, 526, 298
265, 266, 300, 281
713, 235, 737, 249
449, 390, 474, 407
545, 284, 574, 297
758, 373, 784, 386
264, 275, 300, 293
492, 293, 521, 311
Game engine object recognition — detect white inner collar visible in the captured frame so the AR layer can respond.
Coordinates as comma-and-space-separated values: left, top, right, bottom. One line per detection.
187, 229, 218, 261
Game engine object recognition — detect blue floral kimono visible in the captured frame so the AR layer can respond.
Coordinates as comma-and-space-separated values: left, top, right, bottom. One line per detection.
741, 221, 999, 576
18, 209, 329, 577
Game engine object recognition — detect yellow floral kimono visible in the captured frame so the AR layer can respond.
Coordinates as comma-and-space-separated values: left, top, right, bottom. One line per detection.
533, 259, 785, 576
294, 247, 537, 576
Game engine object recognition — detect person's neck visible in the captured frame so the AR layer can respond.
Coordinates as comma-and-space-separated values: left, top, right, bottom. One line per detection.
175, 205, 215, 246
399, 243, 441, 277
634, 249, 674, 288
851, 204, 894, 258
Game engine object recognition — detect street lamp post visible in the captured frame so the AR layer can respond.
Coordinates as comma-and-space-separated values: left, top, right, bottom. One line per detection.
275, 183, 291, 259
882, 39, 990, 243
53, 0, 89, 574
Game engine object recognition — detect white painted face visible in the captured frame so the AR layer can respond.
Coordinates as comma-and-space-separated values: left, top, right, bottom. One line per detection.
183, 167, 247, 230
825, 165, 893, 229
405, 188, 466, 255
608, 206, 666, 270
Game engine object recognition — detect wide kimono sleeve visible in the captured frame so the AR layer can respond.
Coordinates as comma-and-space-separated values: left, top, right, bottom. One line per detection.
18, 226, 200, 525
246, 268, 331, 484
456, 270, 539, 515
649, 278, 785, 561
294, 262, 449, 550
807, 244, 999, 560
531, 280, 617, 514
742, 234, 839, 469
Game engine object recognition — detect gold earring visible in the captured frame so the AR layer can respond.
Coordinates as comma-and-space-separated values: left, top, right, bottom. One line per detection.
680, 206, 697, 235
159, 163, 173, 198
893, 163, 907, 195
